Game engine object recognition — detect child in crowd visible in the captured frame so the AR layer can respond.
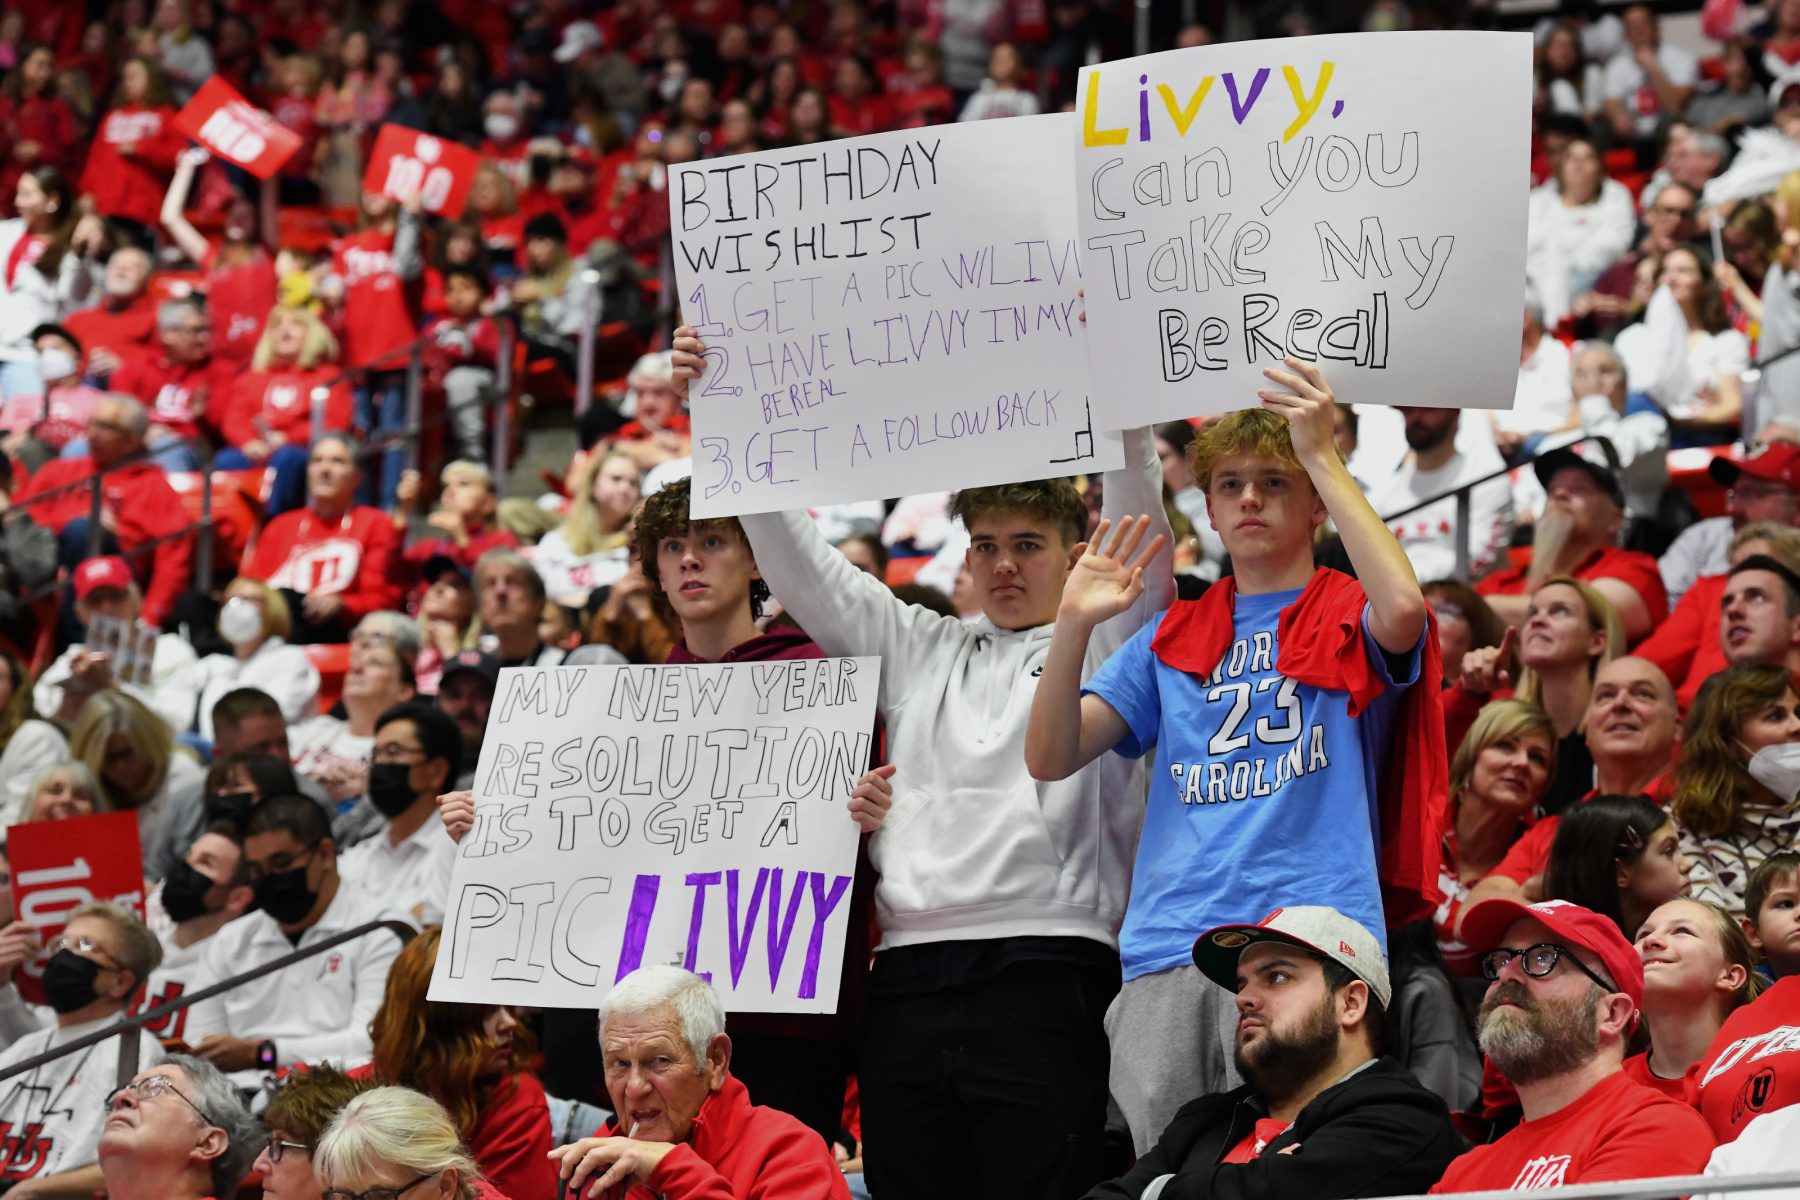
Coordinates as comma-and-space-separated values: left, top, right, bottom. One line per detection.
1745, 850, 1800, 980
421, 264, 500, 465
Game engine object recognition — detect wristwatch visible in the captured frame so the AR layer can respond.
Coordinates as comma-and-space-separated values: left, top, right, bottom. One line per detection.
256, 1040, 278, 1070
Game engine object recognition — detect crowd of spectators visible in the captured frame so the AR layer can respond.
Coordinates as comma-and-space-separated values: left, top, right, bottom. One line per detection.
5, 1, 1800, 1199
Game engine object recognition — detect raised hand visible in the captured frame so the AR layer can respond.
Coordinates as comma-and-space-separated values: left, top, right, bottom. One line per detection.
1057, 515, 1166, 629
847, 764, 897, 832
438, 790, 474, 844
1257, 356, 1337, 465
671, 325, 706, 399
1460, 625, 1517, 696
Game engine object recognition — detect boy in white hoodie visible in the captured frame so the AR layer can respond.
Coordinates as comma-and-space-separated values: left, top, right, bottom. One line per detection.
672, 327, 1174, 1200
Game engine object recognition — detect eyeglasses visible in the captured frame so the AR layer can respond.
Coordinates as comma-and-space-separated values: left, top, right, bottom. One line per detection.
50, 934, 120, 972
1650, 203, 1696, 218
265, 1134, 310, 1163
322, 1173, 437, 1200
245, 847, 316, 885
1479, 943, 1618, 993
371, 743, 426, 765
104, 1074, 215, 1126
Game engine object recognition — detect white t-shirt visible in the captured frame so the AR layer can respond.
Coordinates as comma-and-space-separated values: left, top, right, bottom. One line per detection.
529, 528, 630, 608
1502, 336, 1574, 437
289, 715, 372, 802
0, 1016, 164, 1183
1370, 448, 1516, 583
129, 892, 219, 1047
337, 817, 458, 928
193, 638, 319, 740
1604, 44, 1699, 135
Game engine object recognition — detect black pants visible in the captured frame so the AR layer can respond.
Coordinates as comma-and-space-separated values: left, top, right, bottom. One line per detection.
859, 963, 1116, 1200
728, 1029, 850, 1148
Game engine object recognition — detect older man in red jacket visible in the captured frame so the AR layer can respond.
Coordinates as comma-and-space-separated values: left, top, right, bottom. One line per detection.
15, 392, 192, 627
550, 966, 850, 1199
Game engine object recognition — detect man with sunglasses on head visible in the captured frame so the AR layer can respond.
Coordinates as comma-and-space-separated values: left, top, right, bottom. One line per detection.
182, 795, 408, 1086
0, 903, 166, 1200
97, 1056, 261, 1200
1431, 898, 1714, 1192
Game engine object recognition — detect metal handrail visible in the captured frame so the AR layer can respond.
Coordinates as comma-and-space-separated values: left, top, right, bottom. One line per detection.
0, 918, 415, 1090
1374, 434, 1622, 580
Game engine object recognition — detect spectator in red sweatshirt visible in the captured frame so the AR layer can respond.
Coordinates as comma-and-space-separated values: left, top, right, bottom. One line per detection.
399, 459, 518, 575
161, 148, 280, 366
421, 265, 499, 465
244, 432, 402, 644
64, 246, 158, 378
14, 393, 193, 627
327, 190, 424, 507
111, 297, 237, 465
79, 57, 183, 245
0, 45, 81, 215
218, 305, 352, 516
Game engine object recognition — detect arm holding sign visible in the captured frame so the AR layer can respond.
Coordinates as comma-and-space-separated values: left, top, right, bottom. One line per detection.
393, 201, 425, 282
160, 148, 213, 266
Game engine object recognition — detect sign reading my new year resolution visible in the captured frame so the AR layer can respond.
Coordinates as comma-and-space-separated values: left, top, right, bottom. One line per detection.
669, 113, 1123, 519
428, 660, 879, 1013
1074, 32, 1531, 422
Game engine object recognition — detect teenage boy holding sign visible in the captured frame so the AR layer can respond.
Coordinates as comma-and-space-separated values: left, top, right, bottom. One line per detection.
672, 325, 1175, 1200
1025, 358, 1446, 1152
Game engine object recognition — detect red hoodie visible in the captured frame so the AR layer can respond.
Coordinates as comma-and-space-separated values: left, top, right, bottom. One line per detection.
81, 104, 183, 227
465, 1073, 557, 1200
1149, 568, 1448, 925
111, 353, 238, 441
598, 1074, 850, 1200
65, 295, 159, 368
245, 505, 403, 619
221, 365, 353, 451
1634, 573, 1726, 713
15, 457, 192, 626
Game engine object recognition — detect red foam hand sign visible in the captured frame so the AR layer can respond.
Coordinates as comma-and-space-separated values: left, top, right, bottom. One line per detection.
362, 124, 481, 216
174, 76, 302, 179
10, 812, 146, 1005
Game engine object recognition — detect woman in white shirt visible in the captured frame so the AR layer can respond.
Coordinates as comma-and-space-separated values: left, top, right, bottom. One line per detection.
1536, 23, 1603, 120
0, 167, 101, 396
194, 578, 320, 741
289, 641, 416, 806
1526, 136, 1636, 324
1616, 246, 1750, 446
0, 649, 68, 827
531, 450, 641, 607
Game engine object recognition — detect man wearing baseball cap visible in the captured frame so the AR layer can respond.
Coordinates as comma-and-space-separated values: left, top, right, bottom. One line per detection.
35, 555, 199, 734
1431, 898, 1714, 1192
1083, 907, 1461, 1200
433, 648, 496, 788
1476, 447, 1667, 643
1661, 441, 1800, 607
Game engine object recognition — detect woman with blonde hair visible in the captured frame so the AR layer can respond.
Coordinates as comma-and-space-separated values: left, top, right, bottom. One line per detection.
0, 647, 68, 826
17, 761, 99, 825
1452, 575, 1624, 814
1626, 897, 1762, 1097
532, 451, 642, 607
1670, 662, 1800, 915
314, 1088, 484, 1200
219, 305, 353, 516
67, 690, 203, 879
367, 928, 555, 1200
194, 577, 320, 741
1434, 699, 1559, 973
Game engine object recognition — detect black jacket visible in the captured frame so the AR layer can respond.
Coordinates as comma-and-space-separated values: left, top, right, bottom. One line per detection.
1084, 1057, 1465, 1200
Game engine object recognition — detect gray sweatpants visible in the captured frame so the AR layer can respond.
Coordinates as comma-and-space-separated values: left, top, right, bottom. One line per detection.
1105, 964, 1242, 1154
444, 365, 496, 463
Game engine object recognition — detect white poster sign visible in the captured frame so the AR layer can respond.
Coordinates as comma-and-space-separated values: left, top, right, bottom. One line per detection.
428, 660, 879, 1013
669, 114, 1124, 519
1073, 31, 1531, 423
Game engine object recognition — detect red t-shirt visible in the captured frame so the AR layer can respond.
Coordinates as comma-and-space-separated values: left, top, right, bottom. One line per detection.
1692, 974, 1800, 1144
333, 228, 420, 371
1621, 1051, 1690, 1101
80, 104, 183, 227
1475, 545, 1670, 636
1219, 1116, 1292, 1164
1491, 773, 1675, 885
1430, 1070, 1714, 1192
65, 296, 158, 367
245, 505, 403, 619
220, 365, 352, 451
204, 245, 279, 365
111, 354, 237, 441
1635, 573, 1727, 714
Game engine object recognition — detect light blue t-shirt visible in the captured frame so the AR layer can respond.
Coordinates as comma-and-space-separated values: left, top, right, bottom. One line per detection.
1085, 586, 1420, 981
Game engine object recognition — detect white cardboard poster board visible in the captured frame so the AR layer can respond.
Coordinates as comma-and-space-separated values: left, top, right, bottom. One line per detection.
428, 660, 878, 1013
1073, 31, 1531, 423
669, 114, 1123, 519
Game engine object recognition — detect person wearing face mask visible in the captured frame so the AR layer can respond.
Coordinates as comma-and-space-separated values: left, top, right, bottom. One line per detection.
336, 704, 460, 928
0, 325, 106, 469
193, 578, 319, 743
0, 904, 166, 1200
183, 794, 407, 1084
1670, 663, 1800, 917
477, 92, 529, 189
131, 828, 255, 1044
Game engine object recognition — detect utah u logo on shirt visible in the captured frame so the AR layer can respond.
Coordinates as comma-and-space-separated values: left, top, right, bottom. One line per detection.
1509, 1156, 1571, 1189
0, 1121, 56, 1179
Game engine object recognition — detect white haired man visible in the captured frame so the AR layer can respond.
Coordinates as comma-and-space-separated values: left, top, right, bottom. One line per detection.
549, 966, 849, 1198
97, 1055, 262, 1200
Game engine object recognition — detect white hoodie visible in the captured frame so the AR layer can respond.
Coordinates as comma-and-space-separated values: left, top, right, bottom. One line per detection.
740, 428, 1173, 951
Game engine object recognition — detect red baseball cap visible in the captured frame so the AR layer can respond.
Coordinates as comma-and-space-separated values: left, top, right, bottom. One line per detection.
1709, 443, 1800, 491
1458, 898, 1643, 1016
74, 556, 133, 600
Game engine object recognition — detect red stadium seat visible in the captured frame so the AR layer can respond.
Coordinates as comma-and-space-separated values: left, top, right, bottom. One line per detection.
306, 643, 352, 714
1666, 446, 1733, 519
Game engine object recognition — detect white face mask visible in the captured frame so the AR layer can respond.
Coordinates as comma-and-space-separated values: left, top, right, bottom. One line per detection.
218, 597, 264, 646
1745, 740, 1800, 803
484, 114, 519, 141
37, 347, 77, 383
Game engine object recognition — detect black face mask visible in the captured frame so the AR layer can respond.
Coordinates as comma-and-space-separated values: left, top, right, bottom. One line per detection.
207, 791, 256, 834
253, 861, 318, 925
41, 949, 103, 1014
366, 763, 421, 819
160, 861, 220, 924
